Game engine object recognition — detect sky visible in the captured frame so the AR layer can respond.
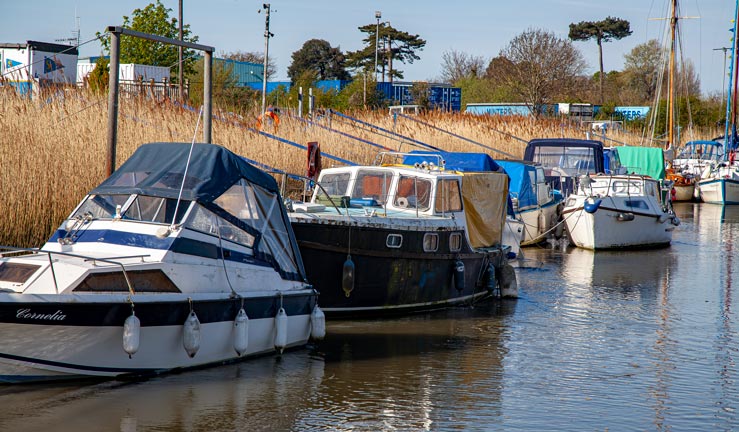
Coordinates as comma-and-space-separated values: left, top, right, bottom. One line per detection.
3, 0, 736, 96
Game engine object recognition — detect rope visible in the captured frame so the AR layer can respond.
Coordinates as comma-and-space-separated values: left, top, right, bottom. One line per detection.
329, 109, 442, 151
396, 112, 517, 158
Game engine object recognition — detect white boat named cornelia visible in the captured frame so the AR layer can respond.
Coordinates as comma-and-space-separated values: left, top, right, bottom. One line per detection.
562, 174, 680, 250
0, 143, 323, 383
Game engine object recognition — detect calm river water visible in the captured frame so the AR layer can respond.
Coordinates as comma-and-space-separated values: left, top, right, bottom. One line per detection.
1, 202, 738, 431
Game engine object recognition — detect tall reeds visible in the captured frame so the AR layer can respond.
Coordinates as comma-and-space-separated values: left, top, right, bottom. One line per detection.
0, 89, 719, 247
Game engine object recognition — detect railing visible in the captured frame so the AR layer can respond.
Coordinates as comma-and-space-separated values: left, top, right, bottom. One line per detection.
0, 246, 149, 295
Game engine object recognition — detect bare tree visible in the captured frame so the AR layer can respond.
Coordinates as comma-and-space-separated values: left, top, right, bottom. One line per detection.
222, 51, 277, 80
493, 28, 587, 117
439, 49, 486, 83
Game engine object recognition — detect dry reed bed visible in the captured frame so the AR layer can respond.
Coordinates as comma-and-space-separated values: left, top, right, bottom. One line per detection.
0, 90, 717, 247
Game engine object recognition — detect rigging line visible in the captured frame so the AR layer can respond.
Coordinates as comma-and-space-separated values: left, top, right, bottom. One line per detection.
329, 109, 442, 151
171, 106, 204, 229
328, 114, 432, 152
396, 112, 517, 158
0, 36, 100, 79
292, 114, 393, 152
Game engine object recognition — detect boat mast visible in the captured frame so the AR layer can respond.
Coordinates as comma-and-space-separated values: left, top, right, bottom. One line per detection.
724, 0, 739, 157
668, 0, 677, 148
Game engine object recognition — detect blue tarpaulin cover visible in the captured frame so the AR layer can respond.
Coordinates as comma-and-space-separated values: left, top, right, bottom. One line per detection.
494, 160, 537, 209
402, 151, 503, 173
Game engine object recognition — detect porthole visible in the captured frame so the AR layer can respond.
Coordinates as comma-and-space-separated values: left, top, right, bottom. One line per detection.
449, 233, 462, 252
423, 233, 439, 252
386, 234, 403, 248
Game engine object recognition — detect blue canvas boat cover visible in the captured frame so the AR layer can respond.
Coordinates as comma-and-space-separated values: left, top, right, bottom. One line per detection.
494, 160, 537, 209
93, 142, 280, 202
402, 151, 504, 173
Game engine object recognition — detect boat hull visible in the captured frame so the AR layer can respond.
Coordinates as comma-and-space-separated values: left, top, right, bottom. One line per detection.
698, 178, 739, 205
519, 201, 562, 246
563, 204, 674, 250
0, 292, 316, 383
291, 223, 503, 317
672, 183, 696, 202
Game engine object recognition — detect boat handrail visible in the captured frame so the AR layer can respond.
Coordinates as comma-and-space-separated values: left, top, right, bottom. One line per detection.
0, 245, 147, 296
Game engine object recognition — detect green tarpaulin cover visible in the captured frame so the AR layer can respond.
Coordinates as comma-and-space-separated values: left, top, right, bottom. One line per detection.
617, 146, 665, 180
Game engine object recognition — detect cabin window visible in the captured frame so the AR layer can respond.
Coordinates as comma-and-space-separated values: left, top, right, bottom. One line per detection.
0, 263, 40, 284
611, 181, 642, 195
73, 270, 180, 293
185, 205, 255, 247
353, 170, 392, 205
72, 194, 130, 219
394, 176, 432, 210
625, 200, 649, 210
423, 233, 439, 252
449, 233, 462, 252
386, 234, 403, 248
435, 179, 463, 213
124, 195, 190, 224
316, 173, 351, 199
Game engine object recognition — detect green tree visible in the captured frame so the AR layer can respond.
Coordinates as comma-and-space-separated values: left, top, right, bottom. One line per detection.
97, 0, 199, 81
492, 29, 586, 117
621, 39, 663, 104
569, 16, 632, 103
222, 51, 277, 80
287, 39, 350, 84
346, 22, 426, 83
188, 57, 237, 108
87, 56, 110, 95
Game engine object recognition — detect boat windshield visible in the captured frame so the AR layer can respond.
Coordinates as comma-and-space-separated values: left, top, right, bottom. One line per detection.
71, 194, 190, 224
677, 142, 723, 161
531, 146, 597, 174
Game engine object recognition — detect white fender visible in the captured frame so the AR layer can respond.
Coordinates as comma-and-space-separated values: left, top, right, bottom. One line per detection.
274, 307, 288, 353
183, 311, 201, 358
122, 312, 140, 358
233, 308, 250, 356
498, 264, 519, 298
310, 305, 326, 340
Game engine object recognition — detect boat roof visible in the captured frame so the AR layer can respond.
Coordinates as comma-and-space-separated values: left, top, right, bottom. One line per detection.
92, 143, 279, 202
401, 151, 504, 173
525, 138, 604, 151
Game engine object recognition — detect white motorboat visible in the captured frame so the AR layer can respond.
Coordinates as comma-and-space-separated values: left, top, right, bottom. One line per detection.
0, 142, 322, 383
697, 160, 739, 204
562, 174, 680, 250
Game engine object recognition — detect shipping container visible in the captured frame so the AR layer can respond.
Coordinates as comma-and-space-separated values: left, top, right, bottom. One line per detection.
614, 106, 650, 121
0, 41, 78, 95
466, 103, 533, 116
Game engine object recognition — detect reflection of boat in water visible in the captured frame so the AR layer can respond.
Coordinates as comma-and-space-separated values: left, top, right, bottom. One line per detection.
561, 247, 674, 289
0, 143, 319, 383
288, 152, 518, 317
0, 351, 325, 431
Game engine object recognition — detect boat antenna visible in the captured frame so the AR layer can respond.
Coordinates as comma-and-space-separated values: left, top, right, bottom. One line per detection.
171, 106, 204, 229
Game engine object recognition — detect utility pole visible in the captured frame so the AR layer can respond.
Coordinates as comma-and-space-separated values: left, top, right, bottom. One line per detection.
260, 3, 273, 115
374, 11, 381, 82
178, 0, 183, 101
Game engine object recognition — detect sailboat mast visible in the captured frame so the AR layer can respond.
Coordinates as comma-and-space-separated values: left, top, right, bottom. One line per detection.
724, 0, 739, 155
668, 0, 677, 148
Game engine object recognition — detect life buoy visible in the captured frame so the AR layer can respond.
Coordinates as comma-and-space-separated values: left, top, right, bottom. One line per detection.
256, 109, 280, 130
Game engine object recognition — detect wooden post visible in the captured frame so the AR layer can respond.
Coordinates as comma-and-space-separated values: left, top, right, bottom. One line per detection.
106, 31, 120, 177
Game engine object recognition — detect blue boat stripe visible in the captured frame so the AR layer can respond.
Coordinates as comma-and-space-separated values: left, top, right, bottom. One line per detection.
0, 352, 157, 374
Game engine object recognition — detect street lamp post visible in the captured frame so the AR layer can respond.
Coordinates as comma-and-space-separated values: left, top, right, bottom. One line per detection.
374, 11, 381, 82
261, 3, 273, 115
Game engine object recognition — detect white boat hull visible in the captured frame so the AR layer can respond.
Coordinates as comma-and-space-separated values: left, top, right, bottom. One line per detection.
563, 203, 675, 249
672, 183, 696, 202
698, 178, 739, 205
0, 293, 315, 383
519, 202, 561, 246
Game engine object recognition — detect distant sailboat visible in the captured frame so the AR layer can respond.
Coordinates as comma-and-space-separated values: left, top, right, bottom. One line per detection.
696, 0, 739, 205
